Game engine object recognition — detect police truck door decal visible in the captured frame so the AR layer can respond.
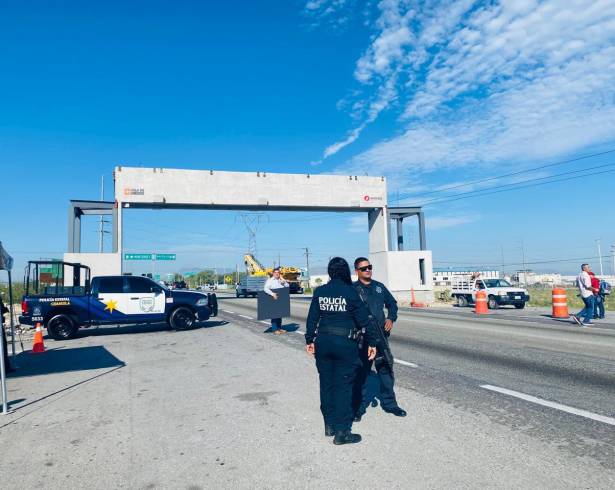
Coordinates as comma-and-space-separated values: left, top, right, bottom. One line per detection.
104, 299, 119, 314
139, 297, 155, 312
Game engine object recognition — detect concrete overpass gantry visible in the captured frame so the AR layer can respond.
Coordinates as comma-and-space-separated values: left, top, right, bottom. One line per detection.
65, 167, 433, 304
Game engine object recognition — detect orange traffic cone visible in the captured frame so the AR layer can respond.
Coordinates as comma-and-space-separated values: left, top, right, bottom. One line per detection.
410, 287, 426, 308
551, 288, 569, 318
31, 323, 45, 354
475, 290, 488, 315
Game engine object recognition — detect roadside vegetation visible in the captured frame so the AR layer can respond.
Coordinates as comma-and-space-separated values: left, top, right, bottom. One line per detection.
0, 282, 27, 303
526, 286, 613, 310
434, 286, 612, 312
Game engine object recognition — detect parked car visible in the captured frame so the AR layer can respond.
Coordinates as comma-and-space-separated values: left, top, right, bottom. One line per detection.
451, 276, 529, 309
236, 276, 266, 298
19, 261, 218, 340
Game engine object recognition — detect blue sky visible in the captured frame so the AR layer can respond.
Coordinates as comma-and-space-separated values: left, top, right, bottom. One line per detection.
1, 0, 615, 278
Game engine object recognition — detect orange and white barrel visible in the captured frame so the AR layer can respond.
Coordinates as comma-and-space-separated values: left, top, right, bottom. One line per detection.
552, 288, 569, 318
475, 290, 488, 315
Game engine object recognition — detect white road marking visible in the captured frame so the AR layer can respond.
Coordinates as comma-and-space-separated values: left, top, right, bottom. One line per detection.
260, 321, 270, 325
480, 384, 615, 426
295, 330, 305, 335
238, 314, 253, 320
222, 310, 236, 314
395, 359, 418, 368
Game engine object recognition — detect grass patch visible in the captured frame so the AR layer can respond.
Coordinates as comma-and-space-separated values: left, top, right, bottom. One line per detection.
527, 286, 613, 310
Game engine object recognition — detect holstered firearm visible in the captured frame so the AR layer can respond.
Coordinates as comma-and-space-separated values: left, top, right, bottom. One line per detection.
354, 285, 394, 368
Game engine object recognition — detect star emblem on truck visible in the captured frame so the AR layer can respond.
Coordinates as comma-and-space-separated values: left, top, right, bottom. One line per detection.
104, 299, 118, 314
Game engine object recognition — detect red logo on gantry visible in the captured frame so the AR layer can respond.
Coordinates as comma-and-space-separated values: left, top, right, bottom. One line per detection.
363, 195, 370, 201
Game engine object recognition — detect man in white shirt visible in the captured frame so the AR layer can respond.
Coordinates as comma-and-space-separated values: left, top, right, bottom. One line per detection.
264, 267, 289, 334
572, 263, 597, 326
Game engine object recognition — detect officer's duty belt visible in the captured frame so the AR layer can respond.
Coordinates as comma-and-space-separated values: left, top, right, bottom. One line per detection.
317, 326, 360, 340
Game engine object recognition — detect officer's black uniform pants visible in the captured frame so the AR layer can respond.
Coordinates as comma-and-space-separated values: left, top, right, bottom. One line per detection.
315, 334, 362, 432
353, 345, 398, 412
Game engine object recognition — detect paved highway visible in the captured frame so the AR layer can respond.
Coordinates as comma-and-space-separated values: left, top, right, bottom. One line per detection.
218, 293, 615, 470
3, 297, 614, 487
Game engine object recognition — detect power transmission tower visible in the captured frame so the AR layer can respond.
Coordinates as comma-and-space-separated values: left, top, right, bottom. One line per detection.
238, 213, 268, 258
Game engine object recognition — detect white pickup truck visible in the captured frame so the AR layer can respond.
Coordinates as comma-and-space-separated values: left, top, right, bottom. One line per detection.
451, 276, 530, 309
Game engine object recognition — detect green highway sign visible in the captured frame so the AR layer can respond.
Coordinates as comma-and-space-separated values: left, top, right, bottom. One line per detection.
40, 260, 62, 274
124, 253, 152, 260
124, 253, 176, 261
155, 254, 176, 261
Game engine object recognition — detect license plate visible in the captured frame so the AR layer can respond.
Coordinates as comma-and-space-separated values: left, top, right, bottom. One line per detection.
515, 296, 521, 299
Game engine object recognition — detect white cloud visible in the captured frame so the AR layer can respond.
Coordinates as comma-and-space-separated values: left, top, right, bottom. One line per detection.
347, 215, 366, 233
323, 124, 366, 159
307, 0, 615, 172
427, 214, 480, 230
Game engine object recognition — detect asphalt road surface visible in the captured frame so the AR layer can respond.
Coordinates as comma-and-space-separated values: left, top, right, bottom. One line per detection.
218, 293, 615, 471
1, 297, 614, 488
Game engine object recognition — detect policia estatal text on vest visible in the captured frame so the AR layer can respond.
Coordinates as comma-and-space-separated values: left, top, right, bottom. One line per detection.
305, 257, 377, 445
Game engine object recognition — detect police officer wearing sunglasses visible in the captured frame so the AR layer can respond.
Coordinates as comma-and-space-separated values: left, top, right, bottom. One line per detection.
353, 257, 406, 419
305, 257, 378, 445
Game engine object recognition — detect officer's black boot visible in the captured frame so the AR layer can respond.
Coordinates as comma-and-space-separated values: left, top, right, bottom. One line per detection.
324, 424, 334, 437
333, 430, 362, 445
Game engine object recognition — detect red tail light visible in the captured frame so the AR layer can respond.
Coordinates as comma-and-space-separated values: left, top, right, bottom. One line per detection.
21, 300, 28, 315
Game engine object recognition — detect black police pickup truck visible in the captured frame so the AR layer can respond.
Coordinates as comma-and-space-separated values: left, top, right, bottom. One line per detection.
19, 261, 218, 340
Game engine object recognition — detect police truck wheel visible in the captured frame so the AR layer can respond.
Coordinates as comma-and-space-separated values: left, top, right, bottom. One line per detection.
514, 303, 525, 309
47, 314, 78, 340
457, 296, 468, 307
169, 307, 196, 330
487, 296, 498, 309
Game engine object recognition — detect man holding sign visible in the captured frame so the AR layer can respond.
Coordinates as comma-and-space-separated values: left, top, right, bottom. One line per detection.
264, 267, 289, 334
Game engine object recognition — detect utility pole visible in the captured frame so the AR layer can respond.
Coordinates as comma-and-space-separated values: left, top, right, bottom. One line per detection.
99, 175, 105, 252
611, 244, 615, 276
304, 247, 311, 288
500, 244, 505, 278
596, 239, 604, 275
521, 240, 527, 286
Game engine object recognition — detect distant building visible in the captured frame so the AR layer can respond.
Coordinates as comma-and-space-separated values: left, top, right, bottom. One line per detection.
562, 274, 615, 286
308, 273, 358, 288
514, 271, 562, 286
433, 267, 499, 288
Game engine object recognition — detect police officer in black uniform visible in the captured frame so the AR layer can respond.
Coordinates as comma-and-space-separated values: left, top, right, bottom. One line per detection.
353, 257, 406, 419
305, 257, 377, 445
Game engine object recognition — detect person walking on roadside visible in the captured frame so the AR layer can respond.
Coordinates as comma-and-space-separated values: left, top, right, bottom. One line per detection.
305, 257, 377, 445
264, 267, 289, 335
592, 273, 609, 320
571, 264, 597, 326
352, 257, 406, 420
